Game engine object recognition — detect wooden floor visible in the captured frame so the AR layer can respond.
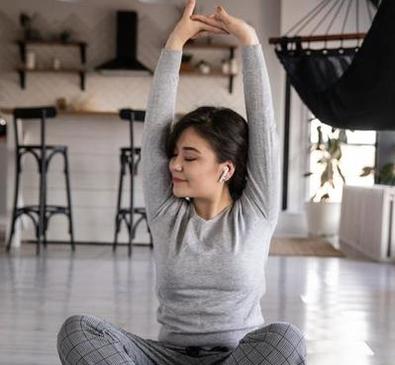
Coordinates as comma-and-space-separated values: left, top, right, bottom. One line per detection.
0, 244, 394, 365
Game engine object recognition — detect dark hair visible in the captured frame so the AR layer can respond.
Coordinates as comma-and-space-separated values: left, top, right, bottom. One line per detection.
166, 106, 249, 201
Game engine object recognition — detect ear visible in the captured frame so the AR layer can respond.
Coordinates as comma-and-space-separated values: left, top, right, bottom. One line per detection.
221, 161, 235, 180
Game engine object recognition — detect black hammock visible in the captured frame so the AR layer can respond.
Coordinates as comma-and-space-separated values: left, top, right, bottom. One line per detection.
272, 0, 394, 131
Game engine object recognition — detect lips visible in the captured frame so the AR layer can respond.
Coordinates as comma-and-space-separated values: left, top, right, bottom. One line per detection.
172, 177, 187, 183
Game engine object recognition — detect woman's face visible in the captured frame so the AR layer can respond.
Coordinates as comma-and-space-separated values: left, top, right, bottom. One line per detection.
169, 127, 231, 200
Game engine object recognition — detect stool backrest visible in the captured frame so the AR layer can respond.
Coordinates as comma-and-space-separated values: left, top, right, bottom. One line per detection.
119, 108, 146, 149
13, 106, 57, 149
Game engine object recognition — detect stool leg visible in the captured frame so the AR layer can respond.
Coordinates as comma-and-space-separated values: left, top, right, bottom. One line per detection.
148, 225, 153, 250
113, 153, 125, 252
128, 155, 134, 258
6, 154, 22, 252
64, 151, 75, 252
37, 155, 46, 255
43, 214, 48, 249
43, 180, 48, 250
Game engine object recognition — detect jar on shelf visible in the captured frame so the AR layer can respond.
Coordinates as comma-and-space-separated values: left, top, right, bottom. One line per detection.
53, 57, 61, 70
230, 58, 238, 75
26, 51, 36, 70
196, 60, 211, 74
221, 59, 230, 74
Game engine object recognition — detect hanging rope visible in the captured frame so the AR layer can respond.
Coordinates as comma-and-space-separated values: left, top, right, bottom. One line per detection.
286, 0, 329, 36
325, 0, 346, 35
271, 0, 376, 45
308, 0, 344, 38
285, 0, 328, 36
270, 0, 394, 130
340, 0, 354, 47
356, 0, 360, 46
324, 0, 347, 48
366, 0, 374, 21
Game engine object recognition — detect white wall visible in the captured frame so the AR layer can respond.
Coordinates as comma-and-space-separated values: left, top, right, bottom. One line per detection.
0, 0, 281, 115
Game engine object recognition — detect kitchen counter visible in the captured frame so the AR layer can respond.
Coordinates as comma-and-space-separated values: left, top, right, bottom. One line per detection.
1, 108, 121, 117
1, 107, 184, 119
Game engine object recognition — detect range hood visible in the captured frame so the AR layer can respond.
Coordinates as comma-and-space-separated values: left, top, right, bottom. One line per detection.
96, 11, 152, 73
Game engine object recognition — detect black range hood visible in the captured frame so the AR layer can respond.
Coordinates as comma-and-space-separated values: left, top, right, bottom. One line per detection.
96, 11, 152, 73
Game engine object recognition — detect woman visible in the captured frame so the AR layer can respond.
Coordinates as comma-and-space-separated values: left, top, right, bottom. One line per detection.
57, 1, 306, 364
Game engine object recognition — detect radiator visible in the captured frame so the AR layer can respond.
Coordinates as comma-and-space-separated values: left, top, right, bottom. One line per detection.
339, 185, 395, 262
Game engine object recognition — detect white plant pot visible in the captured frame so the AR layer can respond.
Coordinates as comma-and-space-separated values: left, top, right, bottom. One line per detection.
304, 201, 341, 237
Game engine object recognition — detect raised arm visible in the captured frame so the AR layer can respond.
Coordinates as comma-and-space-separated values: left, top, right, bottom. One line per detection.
191, 6, 281, 222
141, 48, 181, 224
240, 43, 281, 223
142, 0, 228, 223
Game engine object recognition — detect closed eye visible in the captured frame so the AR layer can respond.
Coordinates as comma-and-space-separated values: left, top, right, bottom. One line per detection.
170, 154, 196, 162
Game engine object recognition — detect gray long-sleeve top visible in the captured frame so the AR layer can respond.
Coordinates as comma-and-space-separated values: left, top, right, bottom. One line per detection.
141, 43, 280, 349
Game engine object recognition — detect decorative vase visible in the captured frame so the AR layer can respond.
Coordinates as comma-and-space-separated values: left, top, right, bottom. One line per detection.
304, 201, 341, 236
26, 51, 36, 69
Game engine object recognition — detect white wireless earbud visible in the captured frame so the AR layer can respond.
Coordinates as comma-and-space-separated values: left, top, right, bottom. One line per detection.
220, 167, 230, 182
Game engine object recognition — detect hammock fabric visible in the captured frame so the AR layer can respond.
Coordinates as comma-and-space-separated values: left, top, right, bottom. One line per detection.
275, 0, 394, 130
369, 0, 380, 7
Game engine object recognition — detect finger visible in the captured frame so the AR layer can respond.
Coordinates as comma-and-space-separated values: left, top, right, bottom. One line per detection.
183, 0, 196, 17
191, 31, 209, 40
215, 5, 231, 23
191, 26, 228, 40
191, 14, 222, 28
191, 13, 216, 20
191, 16, 230, 34
199, 22, 229, 34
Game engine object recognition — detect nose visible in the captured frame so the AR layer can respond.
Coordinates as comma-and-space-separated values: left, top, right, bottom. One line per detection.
169, 155, 183, 172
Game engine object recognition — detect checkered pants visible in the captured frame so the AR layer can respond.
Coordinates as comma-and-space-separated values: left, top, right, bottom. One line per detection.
57, 315, 306, 365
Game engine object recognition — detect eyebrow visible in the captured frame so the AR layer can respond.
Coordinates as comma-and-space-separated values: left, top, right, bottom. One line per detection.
180, 146, 201, 154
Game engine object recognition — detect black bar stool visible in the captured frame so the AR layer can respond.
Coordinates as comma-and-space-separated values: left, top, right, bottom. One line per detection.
6, 106, 75, 255
113, 109, 153, 256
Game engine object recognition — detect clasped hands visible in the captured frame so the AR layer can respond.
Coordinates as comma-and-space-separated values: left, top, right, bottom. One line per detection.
165, 0, 259, 51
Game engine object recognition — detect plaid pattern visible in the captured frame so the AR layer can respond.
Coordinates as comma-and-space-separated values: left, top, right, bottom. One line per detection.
57, 315, 306, 365
223, 323, 306, 365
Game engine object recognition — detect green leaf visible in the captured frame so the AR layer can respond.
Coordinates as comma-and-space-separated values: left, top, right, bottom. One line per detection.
360, 166, 374, 177
338, 129, 348, 143
320, 193, 330, 201
379, 163, 395, 185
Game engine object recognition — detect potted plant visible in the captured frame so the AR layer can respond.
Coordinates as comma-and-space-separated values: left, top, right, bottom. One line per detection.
360, 162, 395, 185
19, 12, 41, 41
304, 126, 347, 236
59, 29, 73, 43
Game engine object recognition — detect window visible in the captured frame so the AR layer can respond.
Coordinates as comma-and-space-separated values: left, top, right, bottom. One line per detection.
308, 118, 376, 202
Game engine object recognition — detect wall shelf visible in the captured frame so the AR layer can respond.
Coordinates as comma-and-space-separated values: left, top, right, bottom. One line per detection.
16, 40, 87, 64
183, 41, 238, 93
16, 67, 86, 90
15, 40, 88, 90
